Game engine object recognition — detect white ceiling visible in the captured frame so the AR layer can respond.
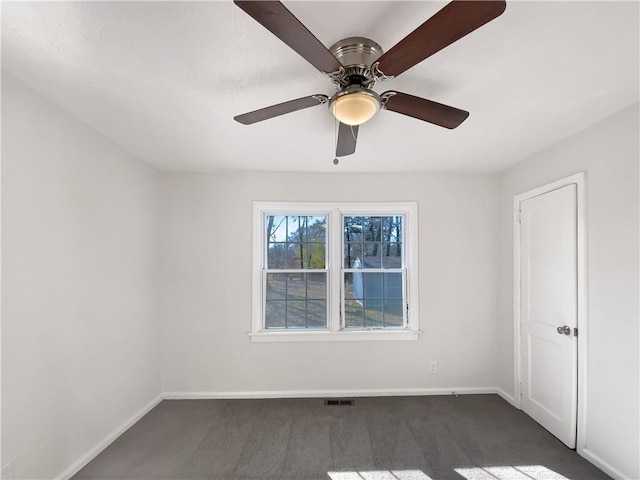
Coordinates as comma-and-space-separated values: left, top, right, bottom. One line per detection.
2, 1, 638, 173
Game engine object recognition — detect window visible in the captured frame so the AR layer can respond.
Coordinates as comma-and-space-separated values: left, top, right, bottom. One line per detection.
252, 202, 419, 341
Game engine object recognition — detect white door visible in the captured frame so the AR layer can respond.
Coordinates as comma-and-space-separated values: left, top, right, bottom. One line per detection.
519, 184, 578, 448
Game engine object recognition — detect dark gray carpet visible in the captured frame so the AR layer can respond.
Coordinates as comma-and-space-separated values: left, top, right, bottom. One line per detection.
73, 394, 609, 480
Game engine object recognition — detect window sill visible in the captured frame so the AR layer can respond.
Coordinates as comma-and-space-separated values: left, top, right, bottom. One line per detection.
249, 329, 421, 343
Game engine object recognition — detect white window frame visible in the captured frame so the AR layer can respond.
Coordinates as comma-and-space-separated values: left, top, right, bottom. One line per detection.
251, 202, 420, 342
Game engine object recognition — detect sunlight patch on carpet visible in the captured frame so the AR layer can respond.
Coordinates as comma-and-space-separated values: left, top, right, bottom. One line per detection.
328, 470, 433, 480
455, 465, 571, 480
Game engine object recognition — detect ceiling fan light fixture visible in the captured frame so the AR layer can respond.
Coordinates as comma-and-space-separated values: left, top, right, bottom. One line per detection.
330, 86, 380, 126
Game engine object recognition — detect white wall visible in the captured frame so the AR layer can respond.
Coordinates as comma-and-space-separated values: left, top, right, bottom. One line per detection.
496, 103, 640, 479
1, 74, 162, 479
159, 172, 499, 395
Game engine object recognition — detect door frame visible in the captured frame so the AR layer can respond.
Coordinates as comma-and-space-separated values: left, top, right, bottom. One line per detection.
513, 172, 587, 451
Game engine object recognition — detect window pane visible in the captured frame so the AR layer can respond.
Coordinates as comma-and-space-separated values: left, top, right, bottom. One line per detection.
344, 272, 362, 301
266, 215, 287, 242
265, 273, 286, 300
307, 272, 327, 299
285, 243, 299, 269
387, 216, 402, 243
364, 272, 383, 298
363, 216, 381, 242
265, 301, 286, 329
287, 216, 302, 242
344, 299, 364, 328
294, 216, 308, 242
304, 216, 327, 243
286, 300, 307, 328
364, 299, 383, 327
265, 272, 327, 329
384, 300, 404, 327
344, 242, 363, 268
307, 301, 327, 327
291, 243, 326, 269
381, 216, 394, 241
382, 243, 402, 268
383, 273, 403, 300
267, 242, 287, 269
286, 274, 307, 300
344, 216, 364, 243
363, 242, 382, 268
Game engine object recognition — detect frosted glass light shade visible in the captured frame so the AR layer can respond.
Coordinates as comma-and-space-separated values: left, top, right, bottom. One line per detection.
330, 87, 380, 126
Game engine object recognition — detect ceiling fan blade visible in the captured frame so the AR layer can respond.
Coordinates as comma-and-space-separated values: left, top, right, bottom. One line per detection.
234, 1, 343, 74
382, 91, 469, 129
376, 1, 506, 77
336, 122, 359, 157
234, 95, 328, 125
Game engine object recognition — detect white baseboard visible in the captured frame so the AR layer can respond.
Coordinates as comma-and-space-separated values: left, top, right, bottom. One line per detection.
495, 387, 517, 407
163, 387, 499, 400
56, 394, 163, 480
578, 448, 632, 480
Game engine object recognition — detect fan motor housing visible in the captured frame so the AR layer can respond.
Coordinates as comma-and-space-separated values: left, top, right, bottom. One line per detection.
329, 37, 383, 87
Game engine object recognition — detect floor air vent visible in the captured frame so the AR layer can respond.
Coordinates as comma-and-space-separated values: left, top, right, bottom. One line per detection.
324, 399, 355, 406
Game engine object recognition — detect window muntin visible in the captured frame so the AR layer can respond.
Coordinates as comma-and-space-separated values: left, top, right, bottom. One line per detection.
342, 215, 406, 329
264, 214, 328, 329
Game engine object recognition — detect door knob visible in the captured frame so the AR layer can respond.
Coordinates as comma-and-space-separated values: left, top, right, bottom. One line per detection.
556, 325, 571, 335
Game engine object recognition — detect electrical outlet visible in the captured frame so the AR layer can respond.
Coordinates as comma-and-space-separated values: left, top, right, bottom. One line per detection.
1, 461, 14, 480
429, 361, 438, 374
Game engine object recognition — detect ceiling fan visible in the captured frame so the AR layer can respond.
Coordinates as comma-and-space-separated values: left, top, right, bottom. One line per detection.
233, 0, 506, 158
